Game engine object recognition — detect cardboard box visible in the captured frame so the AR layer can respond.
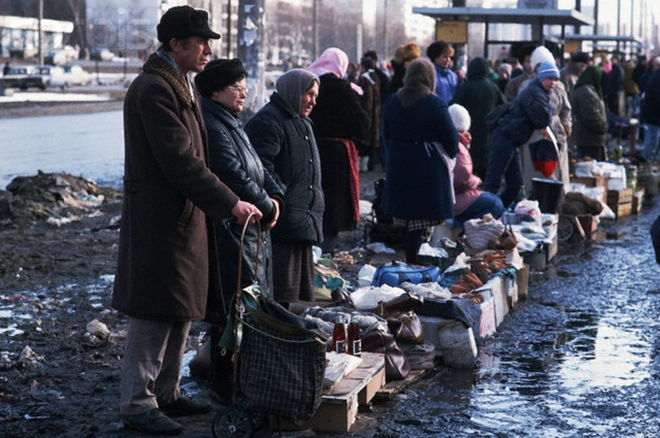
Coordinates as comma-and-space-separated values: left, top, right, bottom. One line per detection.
418, 316, 477, 367
516, 264, 529, 300
453, 290, 497, 339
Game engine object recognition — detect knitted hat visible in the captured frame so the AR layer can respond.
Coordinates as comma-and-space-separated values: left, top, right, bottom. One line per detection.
448, 104, 471, 132
530, 46, 555, 69
194, 59, 247, 97
157, 6, 220, 42
537, 61, 560, 80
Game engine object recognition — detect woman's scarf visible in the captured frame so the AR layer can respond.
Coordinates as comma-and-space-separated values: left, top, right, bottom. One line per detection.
396, 58, 436, 108
308, 47, 348, 79
275, 68, 319, 115
574, 65, 603, 99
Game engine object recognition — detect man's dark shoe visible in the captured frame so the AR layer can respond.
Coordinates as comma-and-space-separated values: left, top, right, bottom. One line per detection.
122, 409, 182, 435
160, 395, 212, 416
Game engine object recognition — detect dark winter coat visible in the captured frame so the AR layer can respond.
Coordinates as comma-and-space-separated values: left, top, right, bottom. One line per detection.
497, 79, 554, 145
201, 96, 284, 303
309, 73, 369, 234
450, 57, 507, 178
113, 54, 239, 322
245, 92, 324, 244
641, 69, 660, 127
381, 93, 458, 221
309, 74, 369, 140
357, 70, 381, 155
570, 85, 607, 147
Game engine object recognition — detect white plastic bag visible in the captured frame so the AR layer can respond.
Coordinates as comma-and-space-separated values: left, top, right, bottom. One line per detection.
514, 199, 542, 226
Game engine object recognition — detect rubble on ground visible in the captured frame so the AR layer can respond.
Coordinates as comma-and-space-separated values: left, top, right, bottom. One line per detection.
0, 171, 121, 226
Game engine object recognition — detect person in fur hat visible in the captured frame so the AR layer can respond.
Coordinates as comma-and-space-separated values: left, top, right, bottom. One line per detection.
380, 58, 458, 262
113, 6, 260, 435
194, 58, 285, 403
448, 104, 505, 227
389, 42, 421, 94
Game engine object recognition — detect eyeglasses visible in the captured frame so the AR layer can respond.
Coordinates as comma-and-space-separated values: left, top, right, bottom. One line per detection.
227, 85, 249, 95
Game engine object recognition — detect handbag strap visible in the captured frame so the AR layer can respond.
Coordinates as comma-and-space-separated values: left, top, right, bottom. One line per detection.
235, 213, 262, 304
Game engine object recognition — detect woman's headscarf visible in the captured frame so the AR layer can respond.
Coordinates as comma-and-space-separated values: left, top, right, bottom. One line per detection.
307, 47, 349, 79
396, 57, 436, 108
275, 68, 319, 115
574, 65, 603, 99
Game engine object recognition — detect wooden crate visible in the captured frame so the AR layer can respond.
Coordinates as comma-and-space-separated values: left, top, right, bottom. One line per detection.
570, 175, 606, 188
607, 188, 633, 218
274, 352, 385, 433
576, 215, 599, 238
607, 188, 633, 204
570, 175, 607, 201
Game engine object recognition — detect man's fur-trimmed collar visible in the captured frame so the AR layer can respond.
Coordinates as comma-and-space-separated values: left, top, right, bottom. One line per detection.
143, 53, 193, 108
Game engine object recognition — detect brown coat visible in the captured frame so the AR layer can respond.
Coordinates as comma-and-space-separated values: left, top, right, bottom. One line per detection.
112, 54, 239, 322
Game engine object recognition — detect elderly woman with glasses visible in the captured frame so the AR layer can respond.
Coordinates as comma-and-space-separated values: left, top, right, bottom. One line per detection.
194, 58, 284, 402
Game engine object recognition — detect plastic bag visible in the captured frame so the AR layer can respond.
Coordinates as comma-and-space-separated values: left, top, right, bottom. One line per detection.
514, 199, 542, 226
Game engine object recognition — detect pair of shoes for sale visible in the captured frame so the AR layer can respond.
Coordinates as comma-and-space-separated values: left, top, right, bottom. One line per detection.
122, 396, 212, 435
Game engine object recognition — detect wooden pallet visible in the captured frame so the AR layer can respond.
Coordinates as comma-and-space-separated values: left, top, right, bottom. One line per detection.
374, 369, 431, 401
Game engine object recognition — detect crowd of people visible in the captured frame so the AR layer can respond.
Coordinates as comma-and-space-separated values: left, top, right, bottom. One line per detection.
109, 5, 660, 435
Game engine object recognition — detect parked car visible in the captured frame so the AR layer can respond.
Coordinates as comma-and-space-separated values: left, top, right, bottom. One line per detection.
0, 65, 45, 90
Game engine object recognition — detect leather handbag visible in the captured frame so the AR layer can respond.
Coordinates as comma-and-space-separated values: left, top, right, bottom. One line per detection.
361, 330, 411, 381
386, 310, 425, 345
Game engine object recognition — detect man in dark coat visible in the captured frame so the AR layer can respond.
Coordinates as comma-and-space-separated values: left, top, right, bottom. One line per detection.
451, 57, 507, 178
112, 6, 260, 435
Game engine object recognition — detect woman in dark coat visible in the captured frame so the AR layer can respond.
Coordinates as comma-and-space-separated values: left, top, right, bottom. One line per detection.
380, 57, 459, 263
308, 47, 369, 254
194, 59, 284, 400
245, 69, 323, 307
451, 56, 507, 178
570, 65, 608, 161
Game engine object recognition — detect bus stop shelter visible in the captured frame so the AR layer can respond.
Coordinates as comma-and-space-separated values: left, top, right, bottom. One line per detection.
412, 7, 594, 58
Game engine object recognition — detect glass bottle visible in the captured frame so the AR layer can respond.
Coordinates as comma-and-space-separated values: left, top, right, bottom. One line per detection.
347, 312, 361, 357
332, 315, 347, 354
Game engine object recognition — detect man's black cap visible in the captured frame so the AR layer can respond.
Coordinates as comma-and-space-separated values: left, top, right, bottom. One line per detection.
157, 6, 221, 43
